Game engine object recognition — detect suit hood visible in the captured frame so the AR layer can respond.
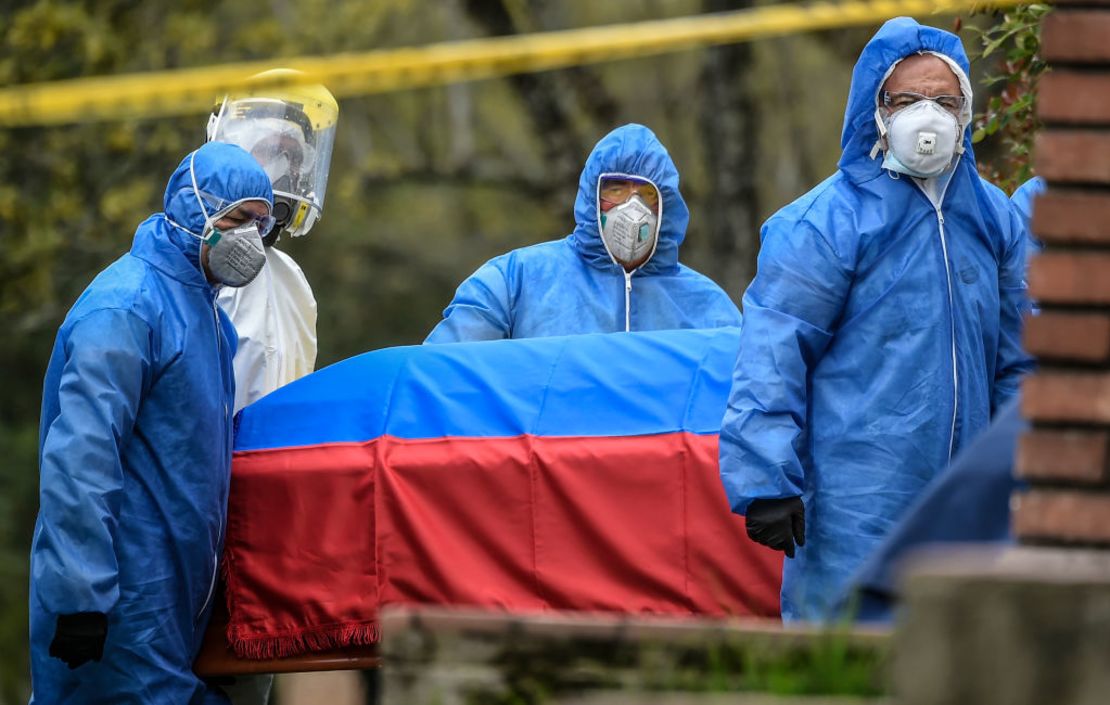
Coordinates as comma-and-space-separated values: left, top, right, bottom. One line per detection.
838, 17, 975, 183
570, 123, 689, 274
160, 141, 273, 273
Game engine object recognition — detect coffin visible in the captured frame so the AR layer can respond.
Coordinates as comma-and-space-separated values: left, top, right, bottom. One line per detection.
196, 327, 782, 672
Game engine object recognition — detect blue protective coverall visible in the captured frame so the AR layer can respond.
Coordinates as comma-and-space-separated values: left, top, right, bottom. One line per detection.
29, 142, 272, 704
718, 18, 1034, 621
1011, 175, 1045, 269
846, 397, 1026, 623
424, 123, 740, 342
1010, 175, 1045, 227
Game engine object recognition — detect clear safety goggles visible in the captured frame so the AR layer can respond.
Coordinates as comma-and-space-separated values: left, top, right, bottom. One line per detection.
598, 175, 661, 213
881, 91, 966, 116
196, 190, 276, 237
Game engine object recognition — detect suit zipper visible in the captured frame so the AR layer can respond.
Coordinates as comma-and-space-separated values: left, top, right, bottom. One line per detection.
935, 209, 958, 461
913, 166, 960, 461
624, 270, 633, 332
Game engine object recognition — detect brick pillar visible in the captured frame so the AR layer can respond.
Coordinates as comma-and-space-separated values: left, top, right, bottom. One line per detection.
1016, 0, 1110, 547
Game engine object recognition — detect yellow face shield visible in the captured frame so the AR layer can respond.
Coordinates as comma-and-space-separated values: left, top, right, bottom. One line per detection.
209, 72, 339, 238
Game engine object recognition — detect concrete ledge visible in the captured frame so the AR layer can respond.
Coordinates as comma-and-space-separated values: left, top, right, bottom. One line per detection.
897, 546, 1110, 583
895, 547, 1110, 705
380, 608, 889, 705
558, 695, 888, 705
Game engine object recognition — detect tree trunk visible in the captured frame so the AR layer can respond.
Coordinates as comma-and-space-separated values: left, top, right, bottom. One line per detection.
697, 0, 760, 301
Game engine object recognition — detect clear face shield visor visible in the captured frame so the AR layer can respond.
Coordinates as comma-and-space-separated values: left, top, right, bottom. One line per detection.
209, 96, 337, 237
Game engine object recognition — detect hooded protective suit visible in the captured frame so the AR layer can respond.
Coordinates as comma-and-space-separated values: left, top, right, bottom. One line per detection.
719, 18, 1033, 621
1011, 175, 1045, 274
30, 142, 272, 704
424, 123, 740, 343
216, 248, 317, 413
1011, 175, 1045, 227
846, 397, 1026, 623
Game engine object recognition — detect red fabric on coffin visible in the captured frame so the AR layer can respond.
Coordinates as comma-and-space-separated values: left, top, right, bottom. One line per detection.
685, 438, 783, 616
533, 434, 781, 616
224, 433, 782, 658
376, 436, 543, 609
226, 443, 379, 658
531, 435, 693, 612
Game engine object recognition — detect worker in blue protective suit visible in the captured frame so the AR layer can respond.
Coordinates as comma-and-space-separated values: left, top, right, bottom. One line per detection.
1011, 175, 1045, 267
843, 396, 1027, 624
1011, 175, 1045, 227
718, 17, 1034, 622
29, 142, 274, 704
424, 123, 740, 343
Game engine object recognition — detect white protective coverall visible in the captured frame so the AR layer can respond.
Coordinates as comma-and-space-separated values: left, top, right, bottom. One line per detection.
217, 246, 317, 412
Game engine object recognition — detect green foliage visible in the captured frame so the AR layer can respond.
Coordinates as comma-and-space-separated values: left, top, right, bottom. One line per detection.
461, 629, 887, 704
0, 423, 37, 705
654, 632, 886, 697
968, 4, 1051, 194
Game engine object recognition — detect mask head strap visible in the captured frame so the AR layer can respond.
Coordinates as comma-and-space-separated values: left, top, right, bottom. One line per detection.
163, 150, 210, 242
189, 151, 212, 223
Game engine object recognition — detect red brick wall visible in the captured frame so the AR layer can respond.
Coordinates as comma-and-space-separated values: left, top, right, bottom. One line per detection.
1016, 0, 1110, 546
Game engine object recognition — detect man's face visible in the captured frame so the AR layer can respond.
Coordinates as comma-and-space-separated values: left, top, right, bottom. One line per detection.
201, 200, 271, 284
880, 54, 962, 117
251, 132, 308, 193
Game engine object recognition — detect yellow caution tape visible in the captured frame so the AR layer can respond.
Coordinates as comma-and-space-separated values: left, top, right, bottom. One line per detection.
0, 0, 1021, 127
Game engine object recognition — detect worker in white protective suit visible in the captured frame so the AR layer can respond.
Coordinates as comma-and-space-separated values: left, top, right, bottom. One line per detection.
209, 71, 338, 413
205, 71, 338, 705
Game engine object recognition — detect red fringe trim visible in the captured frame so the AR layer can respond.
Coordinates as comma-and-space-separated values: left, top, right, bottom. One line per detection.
222, 542, 381, 660
227, 620, 381, 660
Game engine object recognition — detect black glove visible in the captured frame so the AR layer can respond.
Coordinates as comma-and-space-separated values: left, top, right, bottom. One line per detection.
49, 612, 108, 669
745, 496, 806, 558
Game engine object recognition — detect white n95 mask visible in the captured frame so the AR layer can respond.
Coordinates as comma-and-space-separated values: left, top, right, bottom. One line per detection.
600, 195, 659, 269
881, 100, 961, 178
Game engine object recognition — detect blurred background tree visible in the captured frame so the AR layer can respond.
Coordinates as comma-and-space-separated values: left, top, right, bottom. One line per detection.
0, 1, 1018, 701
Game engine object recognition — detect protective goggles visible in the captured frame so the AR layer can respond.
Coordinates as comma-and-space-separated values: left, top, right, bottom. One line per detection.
599, 175, 660, 213
881, 91, 966, 116
197, 190, 277, 237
